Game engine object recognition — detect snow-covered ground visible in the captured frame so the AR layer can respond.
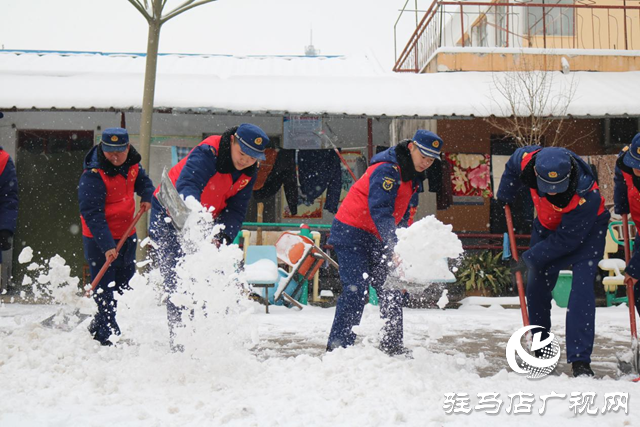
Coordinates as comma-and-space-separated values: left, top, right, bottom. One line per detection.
0, 297, 638, 426
1, 215, 637, 426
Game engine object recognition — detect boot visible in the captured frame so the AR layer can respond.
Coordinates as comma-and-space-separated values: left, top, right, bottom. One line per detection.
379, 343, 413, 359
572, 361, 595, 377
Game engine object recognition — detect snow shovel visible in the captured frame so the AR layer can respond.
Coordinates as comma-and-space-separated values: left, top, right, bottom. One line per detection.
621, 214, 640, 379
156, 167, 190, 231
505, 204, 530, 328
85, 205, 148, 297
40, 206, 148, 330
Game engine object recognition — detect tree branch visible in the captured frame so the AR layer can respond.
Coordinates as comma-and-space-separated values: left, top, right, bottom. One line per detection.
161, 0, 218, 23
128, 0, 152, 22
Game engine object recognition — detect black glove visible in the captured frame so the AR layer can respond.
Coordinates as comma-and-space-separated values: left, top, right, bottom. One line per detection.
0, 230, 13, 251
510, 257, 527, 275
214, 231, 232, 247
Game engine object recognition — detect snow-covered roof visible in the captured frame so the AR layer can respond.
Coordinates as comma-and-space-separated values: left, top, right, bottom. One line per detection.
1, 50, 639, 118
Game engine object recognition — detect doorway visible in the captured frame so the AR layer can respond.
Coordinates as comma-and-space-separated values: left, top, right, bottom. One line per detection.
13, 130, 94, 291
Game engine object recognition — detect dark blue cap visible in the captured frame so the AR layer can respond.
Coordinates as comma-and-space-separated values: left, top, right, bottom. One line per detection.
623, 133, 640, 170
235, 124, 269, 161
535, 147, 572, 194
0, 112, 4, 119
101, 128, 129, 152
412, 130, 443, 160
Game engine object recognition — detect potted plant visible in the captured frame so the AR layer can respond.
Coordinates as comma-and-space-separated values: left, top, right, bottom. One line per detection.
456, 251, 511, 297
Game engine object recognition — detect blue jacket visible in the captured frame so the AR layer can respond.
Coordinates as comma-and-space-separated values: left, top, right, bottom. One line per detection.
79, 145, 154, 253
0, 149, 18, 233
497, 145, 608, 267
175, 138, 256, 241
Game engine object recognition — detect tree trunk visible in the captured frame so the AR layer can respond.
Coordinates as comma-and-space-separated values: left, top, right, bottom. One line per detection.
137, 19, 161, 251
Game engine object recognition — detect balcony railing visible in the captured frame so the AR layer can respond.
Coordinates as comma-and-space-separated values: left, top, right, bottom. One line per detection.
394, 0, 640, 73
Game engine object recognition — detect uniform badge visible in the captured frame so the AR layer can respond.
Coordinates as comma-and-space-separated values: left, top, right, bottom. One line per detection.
623, 146, 629, 152
382, 177, 395, 191
432, 141, 440, 148
111, 135, 119, 142
392, 165, 399, 172
548, 171, 558, 178
255, 137, 263, 146
579, 198, 586, 205
91, 168, 99, 173
239, 178, 250, 189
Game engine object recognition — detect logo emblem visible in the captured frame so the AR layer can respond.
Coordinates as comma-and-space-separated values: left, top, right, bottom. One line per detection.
254, 137, 263, 146
548, 171, 558, 178
239, 178, 250, 189
506, 325, 561, 379
579, 197, 586, 205
111, 135, 119, 142
382, 177, 395, 191
432, 140, 440, 148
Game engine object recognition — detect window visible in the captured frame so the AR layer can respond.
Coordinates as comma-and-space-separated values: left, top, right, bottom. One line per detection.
528, 0, 575, 37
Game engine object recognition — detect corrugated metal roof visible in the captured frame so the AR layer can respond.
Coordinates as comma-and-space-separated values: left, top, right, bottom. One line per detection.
1, 50, 639, 118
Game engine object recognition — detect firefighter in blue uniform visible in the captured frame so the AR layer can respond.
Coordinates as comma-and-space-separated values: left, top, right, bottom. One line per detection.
149, 124, 268, 350
79, 128, 155, 346
326, 130, 443, 356
613, 133, 640, 316
497, 146, 609, 377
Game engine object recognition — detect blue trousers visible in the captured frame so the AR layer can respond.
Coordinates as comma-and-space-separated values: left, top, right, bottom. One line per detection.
149, 197, 185, 344
83, 234, 137, 344
526, 217, 607, 363
327, 242, 404, 351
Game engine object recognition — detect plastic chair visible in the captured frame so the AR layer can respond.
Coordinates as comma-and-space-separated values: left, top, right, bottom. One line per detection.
599, 224, 629, 307
244, 245, 278, 313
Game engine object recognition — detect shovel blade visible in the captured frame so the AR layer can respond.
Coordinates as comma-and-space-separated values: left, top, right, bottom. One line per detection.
157, 168, 190, 231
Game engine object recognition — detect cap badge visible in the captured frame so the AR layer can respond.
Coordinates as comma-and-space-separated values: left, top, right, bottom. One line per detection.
636, 147, 640, 155
111, 135, 119, 142
255, 137, 263, 146
548, 171, 558, 178
432, 141, 440, 148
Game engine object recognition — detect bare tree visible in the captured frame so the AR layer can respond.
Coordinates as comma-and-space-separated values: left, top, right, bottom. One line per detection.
485, 55, 580, 148
128, 0, 218, 239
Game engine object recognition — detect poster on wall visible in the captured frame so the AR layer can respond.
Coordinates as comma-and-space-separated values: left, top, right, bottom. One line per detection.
445, 153, 493, 204
283, 116, 322, 149
282, 188, 323, 219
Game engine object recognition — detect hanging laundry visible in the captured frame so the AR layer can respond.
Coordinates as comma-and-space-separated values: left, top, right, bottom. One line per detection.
296, 149, 343, 214
253, 149, 299, 215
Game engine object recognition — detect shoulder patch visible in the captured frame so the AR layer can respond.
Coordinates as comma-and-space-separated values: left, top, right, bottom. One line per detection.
90, 168, 99, 173
382, 176, 395, 191
623, 146, 629, 152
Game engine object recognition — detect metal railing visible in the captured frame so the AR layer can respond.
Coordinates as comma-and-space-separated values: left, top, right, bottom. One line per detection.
394, 0, 640, 72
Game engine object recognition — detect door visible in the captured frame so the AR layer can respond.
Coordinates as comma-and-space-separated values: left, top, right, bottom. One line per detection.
13, 130, 93, 289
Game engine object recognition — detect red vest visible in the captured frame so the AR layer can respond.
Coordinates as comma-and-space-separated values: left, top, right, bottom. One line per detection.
0, 150, 9, 175
521, 150, 605, 231
81, 164, 140, 239
154, 136, 253, 219
622, 170, 640, 221
335, 162, 415, 240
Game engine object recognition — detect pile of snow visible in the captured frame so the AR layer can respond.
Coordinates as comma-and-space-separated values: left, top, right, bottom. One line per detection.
394, 215, 464, 284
